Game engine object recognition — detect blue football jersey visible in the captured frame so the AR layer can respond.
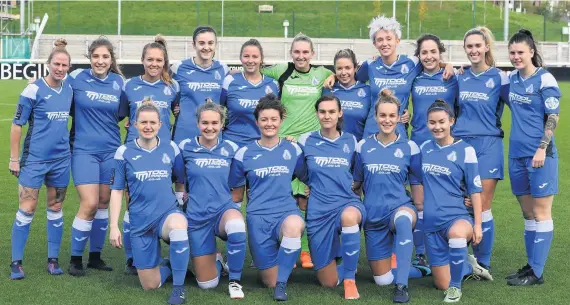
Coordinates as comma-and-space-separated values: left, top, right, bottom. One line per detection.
13, 78, 73, 164
453, 67, 509, 138
178, 137, 239, 224
221, 73, 279, 148
410, 69, 459, 145
353, 135, 421, 224
111, 138, 184, 236
508, 68, 561, 158
297, 131, 360, 220
171, 59, 229, 143
68, 69, 127, 154
420, 140, 482, 233
121, 76, 180, 143
229, 140, 302, 216
357, 55, 422, 137
323, 81, 371, 141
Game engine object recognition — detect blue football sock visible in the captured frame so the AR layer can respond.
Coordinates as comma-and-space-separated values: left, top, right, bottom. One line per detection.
413, 211, 425, 255
160, 263, 173, 287
71, 217, 92, 256
524, 219, 536, 266
473, 209, 494, 267
531, 220, 553, 278
277, 236, 301, 283
394, 212, 414, 286
336, 259, 345, 285
46, 209, 64, 259
216, 259, 223, 278
341, 224, 360, 280
225, 219, 246, 281
123, 212, 132, 260
169, 229, 190, 286
89, 209, 108, 254
408, 266, 423, 279
449, 238, 468, 289
11, 209, 34, 262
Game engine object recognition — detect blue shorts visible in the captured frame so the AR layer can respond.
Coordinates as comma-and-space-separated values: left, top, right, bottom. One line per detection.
247, 210, 302, 270
364, 204, 416, 261
425, 216, 473, 267
307, 202, 366, 271
71, 152, 116, 185
188, 203, 241, 257
132, 209, 184, 270
19, 157, 71, 189
509, 156, 558, 197
461, 136, 504, 180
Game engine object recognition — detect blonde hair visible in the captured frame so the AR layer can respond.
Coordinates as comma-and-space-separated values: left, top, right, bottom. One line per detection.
47, 39, 71, 65
135, 97, 160, 121
375, 88, 401, 115
141, 35, 172, 85
464, 26, 496, 67
368, 15, 402, 41
290, 32, 314, 53
196, 98, 226, 123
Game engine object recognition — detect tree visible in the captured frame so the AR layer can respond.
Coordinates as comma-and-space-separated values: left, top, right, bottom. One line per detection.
419, 0, 427, 33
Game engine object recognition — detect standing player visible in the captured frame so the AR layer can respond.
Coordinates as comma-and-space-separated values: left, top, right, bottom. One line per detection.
222, 39, 279, 148
352, 90, 423, 303
421, 100, 486, 302
121, 36, 180, 274
9, 40, 73, 279
410, 34, 458, 266
176, 102, 247, 299
297, 95, 365, 300
261, 33, 333, 268
505, 30, 560, 286
322, 49, 371, 142
109, 100, 189, 305
229, 94, 305, 301
172, 26, 229, 143
67, 37, 127, 276
454, 27, 509, 274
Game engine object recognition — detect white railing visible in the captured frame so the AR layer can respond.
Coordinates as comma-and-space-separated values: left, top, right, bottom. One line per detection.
6, 34, 570, 67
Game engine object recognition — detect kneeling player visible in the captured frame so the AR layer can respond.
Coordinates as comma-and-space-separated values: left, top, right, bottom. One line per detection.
109, 100, 189, 305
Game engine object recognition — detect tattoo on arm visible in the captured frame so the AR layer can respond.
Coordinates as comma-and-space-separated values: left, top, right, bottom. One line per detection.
19, 186, 39, 202
55, 187, 67, 203
540, 114, 559, 149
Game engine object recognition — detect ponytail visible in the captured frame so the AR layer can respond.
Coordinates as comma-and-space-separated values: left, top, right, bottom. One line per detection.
508, 29, 543, 68
464, 26, 496, 67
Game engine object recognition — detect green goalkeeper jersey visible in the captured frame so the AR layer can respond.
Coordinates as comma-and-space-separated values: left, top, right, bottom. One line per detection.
262, 63, 333, 138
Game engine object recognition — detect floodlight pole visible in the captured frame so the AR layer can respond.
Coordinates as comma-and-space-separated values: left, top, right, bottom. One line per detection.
118, 0, 122, 36
221, 0, 224, 37
393, 0, 396, 18
504, 0, 509, 41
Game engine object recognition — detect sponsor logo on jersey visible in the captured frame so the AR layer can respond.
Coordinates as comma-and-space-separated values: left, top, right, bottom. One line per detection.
163, 86, 172, 96
462, 77, 471, 82
366, 163, 401, 174
474, 175, 482, 188
162, 153, 171, 164
133, 86, 142, 91
314, 157, 349, 167
357, 88, 366, 97
86, 79, 95, 83
86, 91, 119, 103
460, 91, 489, 101
238, 85, 248, 90
422, 163, 451, 176
132, 155, 142, 161
44, 94, 52, 100
414, 86, 447, 95
252, 154, 262, 160
525, 84, 534, 94
394, 148, 404, 158
214, 71, 221, 80
374, 78, 407, 88
186, 71, 195, 75
265, 86, 274, 94
367, 148, 376, 153
135, 100, 169, 109
343, 144, 350, 154
485, 78, 495, 89
134, 170, 169, 181
194, 158, 229, 168
508, 92, 532, 105
46, 111, 70, 121
187, 82, 221, 91
238, 99, 258, 108
315, 141, 324, 146
285, 85, 319, 96
538, 182, 548, 189
283, 149, 291, 160
545, 97, 560, 110
341, 100, 363, 110
254, 166, 290, 178
447, 151, 457, 162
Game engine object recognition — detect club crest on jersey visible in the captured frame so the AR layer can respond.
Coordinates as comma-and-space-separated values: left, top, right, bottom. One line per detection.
394, 148, 404, 158
162, 153, 171, 164
545, 97, 560, 110
343, 143, 350, 154
312, 76, 319, 86
283, 149, 291, 160
525, 84, 534, 94
265, 86, 273, 95
113, 81, 120, 91
221, 147, 229, 157
485, 78, 495, 89
401, 65, 409, 74
214, 71, 221, 80
474, 175, 482, 188
164, 86, 172, 96
357, 88, 366, 97
447, 151, 457, 162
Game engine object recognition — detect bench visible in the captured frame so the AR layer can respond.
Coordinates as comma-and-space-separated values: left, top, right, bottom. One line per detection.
258, 4, 274, 13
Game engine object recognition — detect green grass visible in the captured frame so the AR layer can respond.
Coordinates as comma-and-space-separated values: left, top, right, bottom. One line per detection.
0, 79, 569, 304
20, 0, 567, 41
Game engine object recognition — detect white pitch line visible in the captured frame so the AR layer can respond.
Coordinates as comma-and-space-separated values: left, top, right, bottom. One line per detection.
0, 103, 17, 106
0, 118, 14, 121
